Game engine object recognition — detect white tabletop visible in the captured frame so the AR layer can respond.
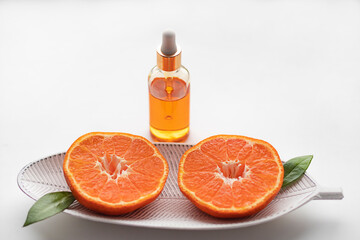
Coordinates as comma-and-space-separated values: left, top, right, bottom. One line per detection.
1, 0, 359, 239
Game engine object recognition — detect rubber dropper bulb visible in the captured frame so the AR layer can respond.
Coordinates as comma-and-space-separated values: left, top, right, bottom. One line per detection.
161, 30, 177, 56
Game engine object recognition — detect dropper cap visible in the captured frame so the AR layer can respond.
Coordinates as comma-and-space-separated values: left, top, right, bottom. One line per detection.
157, 30, 182, 71
161, 30, 177, 55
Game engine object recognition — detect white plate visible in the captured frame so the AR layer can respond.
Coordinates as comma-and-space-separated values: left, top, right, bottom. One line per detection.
17, 143, 343, 230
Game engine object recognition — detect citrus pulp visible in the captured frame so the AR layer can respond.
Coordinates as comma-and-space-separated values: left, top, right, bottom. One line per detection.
178, 135, 284, 218
63, 132, 168, 215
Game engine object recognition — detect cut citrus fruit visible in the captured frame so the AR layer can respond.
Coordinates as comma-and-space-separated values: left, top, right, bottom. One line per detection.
63, 132, 168, 215
178, 135, 284, 218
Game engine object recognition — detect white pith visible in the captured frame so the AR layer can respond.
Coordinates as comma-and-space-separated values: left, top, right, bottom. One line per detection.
215, 161, 251, 185
95, 154, 130, 181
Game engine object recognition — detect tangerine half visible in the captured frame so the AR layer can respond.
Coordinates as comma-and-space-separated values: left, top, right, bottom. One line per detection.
178, 135, 284, 218
63, 132, 168, 215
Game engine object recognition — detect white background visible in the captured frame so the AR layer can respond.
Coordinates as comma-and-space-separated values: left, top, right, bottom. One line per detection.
1, 0, 359, 239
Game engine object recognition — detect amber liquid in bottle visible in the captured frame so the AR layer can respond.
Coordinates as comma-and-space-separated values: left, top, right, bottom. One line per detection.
149, 77, 190, 142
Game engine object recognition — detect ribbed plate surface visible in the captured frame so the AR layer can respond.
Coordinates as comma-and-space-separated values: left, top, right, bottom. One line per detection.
18, 143, 319, 230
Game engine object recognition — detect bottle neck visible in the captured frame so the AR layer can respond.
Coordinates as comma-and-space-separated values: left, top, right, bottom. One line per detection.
156, 48, 182, 72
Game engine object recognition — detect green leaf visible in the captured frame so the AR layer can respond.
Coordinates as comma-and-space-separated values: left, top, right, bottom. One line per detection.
23, 191, 75, 227
282, 155, 313, 188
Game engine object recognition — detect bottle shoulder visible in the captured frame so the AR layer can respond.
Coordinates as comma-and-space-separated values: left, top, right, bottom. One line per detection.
178, 66, 190, 80
148, 66, 190, 83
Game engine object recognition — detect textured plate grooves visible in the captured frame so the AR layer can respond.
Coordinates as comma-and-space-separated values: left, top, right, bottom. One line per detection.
18, 144, 320, 230
19, 153, 70, 200
279, 176, 316, 198
155, 143, 190, 199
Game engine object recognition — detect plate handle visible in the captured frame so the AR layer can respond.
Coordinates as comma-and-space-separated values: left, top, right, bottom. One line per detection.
313, 186, 344, 200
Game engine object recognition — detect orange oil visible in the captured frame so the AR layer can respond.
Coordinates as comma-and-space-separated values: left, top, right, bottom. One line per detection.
149, 77, 190, 142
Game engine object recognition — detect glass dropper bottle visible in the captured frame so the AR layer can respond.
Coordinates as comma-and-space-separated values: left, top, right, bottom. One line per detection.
148, 31, 190, 142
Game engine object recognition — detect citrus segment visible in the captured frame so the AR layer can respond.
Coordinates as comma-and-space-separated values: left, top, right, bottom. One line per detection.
200, 138, 227, 162
116, 177, 142, 203
69, 146, 96, 162
79, 172, 108, 197
63, 132, 168, 215
127, 172, 163, 195
124, 139, 155, 161
99, 180, 122, 203
212, 184, 233, 208
195, 178, 224, 202
183, 150, 218, 173
226, 138, 247, 160
130, 156, 166, 179
181, 172, 215, 191
113, 135, 132, 157
178, 135, 284, 218
80, 135, 106, 157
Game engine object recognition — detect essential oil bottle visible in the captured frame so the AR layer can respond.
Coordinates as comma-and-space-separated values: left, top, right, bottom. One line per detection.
148, 31, 190, 142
